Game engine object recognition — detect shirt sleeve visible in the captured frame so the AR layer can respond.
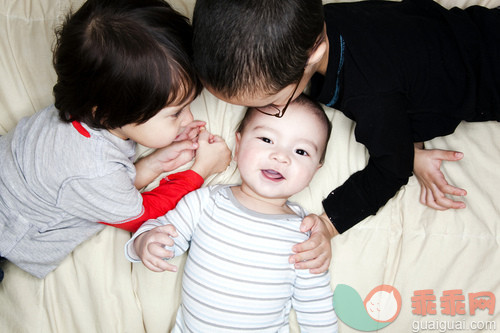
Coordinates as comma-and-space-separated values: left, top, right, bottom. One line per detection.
100, 169, 204, 232
293, 269, 338, 332
323, 92, 414, 233
57, 169, 203, 233
124, 188, 207, 262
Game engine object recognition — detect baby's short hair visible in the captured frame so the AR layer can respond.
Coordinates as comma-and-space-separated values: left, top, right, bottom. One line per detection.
193, 0, 324, 99
53, 0, 202, 129
238, 94, 331, 164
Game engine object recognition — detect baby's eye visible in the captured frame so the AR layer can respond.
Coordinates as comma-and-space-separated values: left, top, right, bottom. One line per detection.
295, 149, 309, 156
259, 137, 272, 144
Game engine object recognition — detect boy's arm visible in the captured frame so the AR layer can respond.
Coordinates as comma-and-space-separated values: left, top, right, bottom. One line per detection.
293, 269, 338, 332
323, 93, 414, 233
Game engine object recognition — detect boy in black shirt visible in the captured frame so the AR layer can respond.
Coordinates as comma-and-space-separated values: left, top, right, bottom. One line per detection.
192, 0, 500, 271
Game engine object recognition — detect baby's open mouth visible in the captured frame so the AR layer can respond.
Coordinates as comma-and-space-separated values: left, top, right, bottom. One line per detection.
261, 169, 285, 181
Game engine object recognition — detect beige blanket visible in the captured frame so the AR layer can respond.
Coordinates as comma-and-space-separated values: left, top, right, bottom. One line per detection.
1, 0, 499, 332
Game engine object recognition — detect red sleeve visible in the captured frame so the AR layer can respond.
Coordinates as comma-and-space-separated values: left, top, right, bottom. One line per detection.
99, 169, 204, 232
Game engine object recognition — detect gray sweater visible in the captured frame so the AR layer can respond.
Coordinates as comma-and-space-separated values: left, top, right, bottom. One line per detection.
0, 105, 143, 278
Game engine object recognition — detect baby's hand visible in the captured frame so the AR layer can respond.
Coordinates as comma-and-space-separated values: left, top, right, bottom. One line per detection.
175, 120, 206, 142
133, 225, 179, 272
148, 121, 207, 173
413, 144, 467, 210
191, 129, 231, 179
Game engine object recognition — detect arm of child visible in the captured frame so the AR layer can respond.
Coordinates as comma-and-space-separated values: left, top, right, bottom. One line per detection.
293, 269, 338, 332
124, 188, 207, 272
290, 212, 337, 274
100, 170, 204, 232
413, 143, 467, 210
322, 93, 414, 233
102, 128, 231, 232
130, 223, 180, 272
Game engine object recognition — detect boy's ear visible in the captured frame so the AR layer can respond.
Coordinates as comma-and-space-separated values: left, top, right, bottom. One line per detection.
306, 26, 328, 67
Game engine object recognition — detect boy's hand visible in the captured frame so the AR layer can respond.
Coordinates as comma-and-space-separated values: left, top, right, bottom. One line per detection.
413, 144, 467, 210
134, 225, 179, 272
290, 212, 338, 274
191, 129, 231, 179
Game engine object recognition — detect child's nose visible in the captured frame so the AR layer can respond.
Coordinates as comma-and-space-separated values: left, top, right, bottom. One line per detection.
271, 150, 291, 164
181, 107, 194, 125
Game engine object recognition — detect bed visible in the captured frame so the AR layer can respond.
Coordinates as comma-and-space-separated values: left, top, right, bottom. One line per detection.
1, 0, 499, 332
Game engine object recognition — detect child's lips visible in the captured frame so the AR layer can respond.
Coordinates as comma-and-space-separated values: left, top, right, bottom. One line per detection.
261, 169, 285, 181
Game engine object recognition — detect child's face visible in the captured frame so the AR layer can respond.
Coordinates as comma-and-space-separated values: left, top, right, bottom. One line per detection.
109, 101, 194, 148
234, 104, 326, 202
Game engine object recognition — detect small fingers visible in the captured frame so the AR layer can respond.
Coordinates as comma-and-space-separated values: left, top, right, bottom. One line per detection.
436, 183, 467, 197
424, 184, 466, 210
291, 248, 329, 273
432, 150, 464, 162
143, 257, 178, 272
290, 238, 320, 263
148, 242, 174, 259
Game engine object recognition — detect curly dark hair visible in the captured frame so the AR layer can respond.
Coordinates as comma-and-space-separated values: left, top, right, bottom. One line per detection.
53, 0, 202, 129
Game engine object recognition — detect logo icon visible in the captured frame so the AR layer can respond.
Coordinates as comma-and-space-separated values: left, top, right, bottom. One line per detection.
333, 284, 402, 331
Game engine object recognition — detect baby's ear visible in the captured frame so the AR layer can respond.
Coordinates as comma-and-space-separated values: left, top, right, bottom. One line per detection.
233, 132, 242, 162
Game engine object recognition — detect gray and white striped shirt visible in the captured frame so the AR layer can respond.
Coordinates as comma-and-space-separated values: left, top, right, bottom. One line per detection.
126, 185, 338, 332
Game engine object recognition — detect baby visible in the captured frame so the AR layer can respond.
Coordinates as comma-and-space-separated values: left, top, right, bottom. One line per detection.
126, 94, 338, 332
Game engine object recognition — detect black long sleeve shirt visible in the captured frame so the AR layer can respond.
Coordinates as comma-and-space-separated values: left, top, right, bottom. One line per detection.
310, 0, 500, 233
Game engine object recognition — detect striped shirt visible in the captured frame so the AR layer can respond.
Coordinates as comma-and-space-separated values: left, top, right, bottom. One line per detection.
126, 185, 338, 332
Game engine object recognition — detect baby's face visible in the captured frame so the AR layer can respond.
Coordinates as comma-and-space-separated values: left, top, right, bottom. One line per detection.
234, 104, 327, 202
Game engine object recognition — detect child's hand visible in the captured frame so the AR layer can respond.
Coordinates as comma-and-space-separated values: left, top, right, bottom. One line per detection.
290, 212, 338, 274
152, 139, 199, 172
134, 140, 199, 189
413, 144, 467, 210
174, 120, 206, 142
133, 225, 179, 272
191, 129, 231, 179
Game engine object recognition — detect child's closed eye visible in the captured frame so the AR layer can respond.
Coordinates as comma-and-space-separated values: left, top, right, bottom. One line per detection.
171, 110, 183, 118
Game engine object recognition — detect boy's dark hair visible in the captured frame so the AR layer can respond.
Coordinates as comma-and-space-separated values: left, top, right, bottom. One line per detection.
53, 0, 202, 129
238, 94, 332, 164
192, 0, 324, 99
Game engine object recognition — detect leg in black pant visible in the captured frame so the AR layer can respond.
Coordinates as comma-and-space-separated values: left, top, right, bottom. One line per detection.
0, 257, 6, 282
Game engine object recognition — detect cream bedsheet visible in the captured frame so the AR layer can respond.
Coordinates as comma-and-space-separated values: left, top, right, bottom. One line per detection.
1, 0, 499, 332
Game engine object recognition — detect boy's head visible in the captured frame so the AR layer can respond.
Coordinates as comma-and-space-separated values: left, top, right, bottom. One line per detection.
192, 0, 325, 105
235, 94, 331, 200
53, 0, 202, 130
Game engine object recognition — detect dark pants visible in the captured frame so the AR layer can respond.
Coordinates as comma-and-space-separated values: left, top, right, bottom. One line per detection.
0, 256, 6, 282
